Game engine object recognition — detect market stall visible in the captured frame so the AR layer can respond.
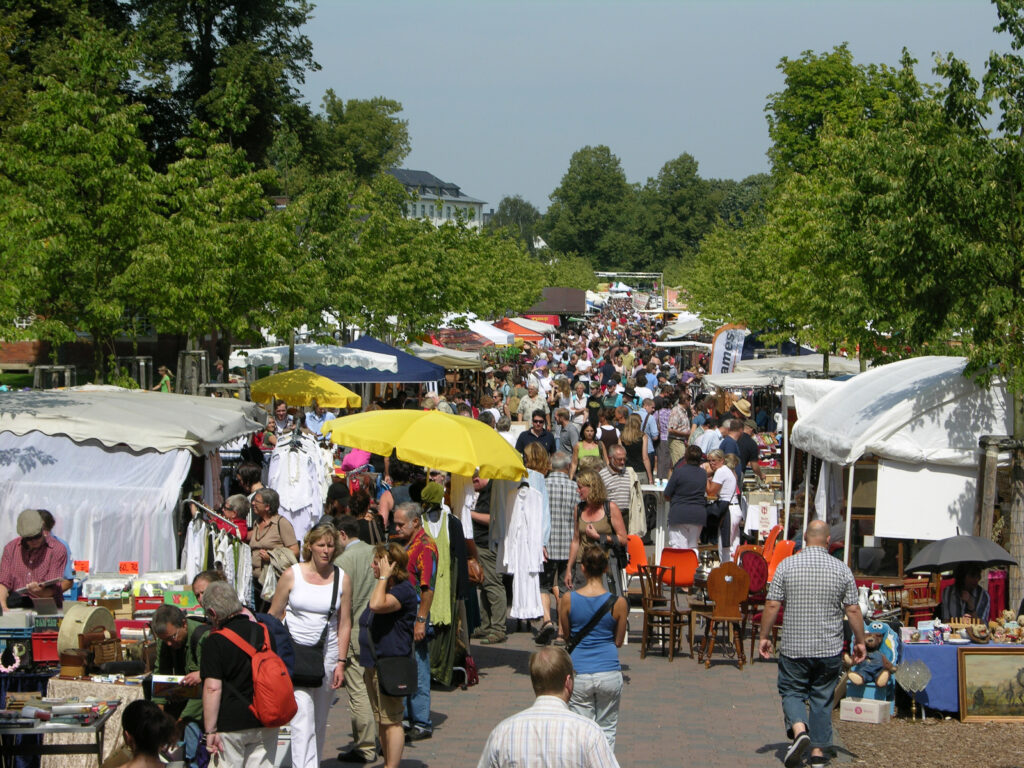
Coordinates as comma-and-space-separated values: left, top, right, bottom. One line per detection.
0, 388, 265, 572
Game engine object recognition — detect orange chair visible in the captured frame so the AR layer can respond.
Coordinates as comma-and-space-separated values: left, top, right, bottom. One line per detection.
658, 548, 699, 591
766, 540, 796, 583
623, 534, 649, 593
761, 525, 783, 563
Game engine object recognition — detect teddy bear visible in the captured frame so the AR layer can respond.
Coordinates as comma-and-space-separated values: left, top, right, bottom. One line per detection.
844, 628, 897, 686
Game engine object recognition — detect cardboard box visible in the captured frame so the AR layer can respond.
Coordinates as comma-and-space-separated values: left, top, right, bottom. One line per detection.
840, 697, 891, 723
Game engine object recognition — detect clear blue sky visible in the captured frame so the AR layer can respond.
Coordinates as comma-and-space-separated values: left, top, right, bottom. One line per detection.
300, 0, 1003, 212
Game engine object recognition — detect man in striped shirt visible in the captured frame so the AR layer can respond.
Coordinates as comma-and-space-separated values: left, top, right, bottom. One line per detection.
477, 646, 619, 768
759, 520, 866, 768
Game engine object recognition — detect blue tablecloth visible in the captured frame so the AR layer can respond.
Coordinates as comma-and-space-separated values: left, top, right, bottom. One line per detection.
901, 642, 1017, 713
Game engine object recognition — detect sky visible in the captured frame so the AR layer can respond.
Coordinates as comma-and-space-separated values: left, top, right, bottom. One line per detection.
300, 0, 1005, 212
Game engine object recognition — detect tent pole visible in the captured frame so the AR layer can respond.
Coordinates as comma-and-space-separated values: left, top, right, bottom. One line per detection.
802, 462, 811, 538
844, 462, 856, 566
783, 399, 792, 536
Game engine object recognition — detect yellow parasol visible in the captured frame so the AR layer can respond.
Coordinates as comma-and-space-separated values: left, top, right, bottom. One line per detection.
250, 369, 362, 409
322, 409, 525, 481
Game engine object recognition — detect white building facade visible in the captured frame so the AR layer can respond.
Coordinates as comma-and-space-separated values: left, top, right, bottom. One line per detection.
387, 168, 487, 229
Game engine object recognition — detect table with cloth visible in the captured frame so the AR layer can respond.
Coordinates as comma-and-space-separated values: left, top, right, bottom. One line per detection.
639, 483, 668, 564
900, 642, 1019, 713
42, 678, 144, 768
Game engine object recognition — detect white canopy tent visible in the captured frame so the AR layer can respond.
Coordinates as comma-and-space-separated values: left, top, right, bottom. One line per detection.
703, 371, 774, 389
467, 320, 514, 346
0, 389, 266, 572
229, 343, 397, 372
608, 281, 632, 293
407, 343, 484, 370
659, 315, 704, 339
789, 356, 1012, 561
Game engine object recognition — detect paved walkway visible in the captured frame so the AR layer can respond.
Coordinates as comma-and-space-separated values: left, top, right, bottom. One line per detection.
320, 624, 817, 767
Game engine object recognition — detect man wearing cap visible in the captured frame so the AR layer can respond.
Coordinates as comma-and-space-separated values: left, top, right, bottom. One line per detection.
0, 509, 70, 610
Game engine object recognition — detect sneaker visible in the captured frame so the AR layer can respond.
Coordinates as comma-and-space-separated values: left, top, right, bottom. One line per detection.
808, 756, 828, 768
405, 725, 433, 742
784, 732, 809, 768
479, 633, 507, 645
535, 622, 556, 645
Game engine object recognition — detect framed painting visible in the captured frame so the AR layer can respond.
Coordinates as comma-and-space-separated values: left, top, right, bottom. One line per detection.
957, 646, 1024, 722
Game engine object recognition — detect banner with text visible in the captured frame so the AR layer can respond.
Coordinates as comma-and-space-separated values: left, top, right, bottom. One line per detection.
710, 325, 749, 375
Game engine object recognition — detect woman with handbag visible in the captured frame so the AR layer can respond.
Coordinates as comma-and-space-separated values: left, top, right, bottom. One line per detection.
269, 523, 352, 768
564, 470, 628, 596
703, 449, 739, 562
359, 543, 418, 768
558, 544, 628, 749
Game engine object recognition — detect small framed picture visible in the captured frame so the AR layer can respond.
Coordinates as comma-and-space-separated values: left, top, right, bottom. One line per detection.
957, 646, 1024, 722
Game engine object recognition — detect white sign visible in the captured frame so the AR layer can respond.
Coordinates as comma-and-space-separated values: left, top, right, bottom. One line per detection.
710, 326, 750, 374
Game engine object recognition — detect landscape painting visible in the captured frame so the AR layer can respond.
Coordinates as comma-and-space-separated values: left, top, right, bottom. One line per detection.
958, 647, 1024, 722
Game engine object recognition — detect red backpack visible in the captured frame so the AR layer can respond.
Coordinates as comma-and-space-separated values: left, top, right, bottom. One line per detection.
215, 622, 297, 727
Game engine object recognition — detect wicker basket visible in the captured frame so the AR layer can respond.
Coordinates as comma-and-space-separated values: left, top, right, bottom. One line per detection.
92, 637, 122, 665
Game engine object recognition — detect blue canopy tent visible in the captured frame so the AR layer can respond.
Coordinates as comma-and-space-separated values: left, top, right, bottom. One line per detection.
313, 335, 445, 384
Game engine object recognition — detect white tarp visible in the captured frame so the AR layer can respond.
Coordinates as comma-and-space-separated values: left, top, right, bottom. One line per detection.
735, 354, 861, 376
407, 344, 484, 370
791, 356, 1011, 468
468, 320, 513, 346
608, 282, 632, 293
875, 460, 975, 540
659, 315, 703, 339
0, 389, 266, 455
783, 378, 845, 418
230, 343, 397, 372
0, 431, 190, 572
654, 340, 711, 350
509, 317, 557, 335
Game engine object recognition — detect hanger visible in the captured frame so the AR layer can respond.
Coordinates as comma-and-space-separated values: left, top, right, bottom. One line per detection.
189, 499, 235, 528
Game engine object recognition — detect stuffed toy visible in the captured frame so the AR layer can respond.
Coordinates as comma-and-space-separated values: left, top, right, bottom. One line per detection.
844, 626, 897, 686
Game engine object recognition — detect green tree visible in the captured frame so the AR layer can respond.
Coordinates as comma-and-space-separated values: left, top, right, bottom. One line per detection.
541, 145, 641, 270
485, 194, 542, 255
308, 90, 410, 182
635, 153, 718, 269
0, 29, 159, 380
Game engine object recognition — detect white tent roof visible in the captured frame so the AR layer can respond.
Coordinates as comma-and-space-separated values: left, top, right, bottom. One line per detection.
703, 371, 775, 389
790, 356, 1012, 468
782, 378, 844, 418
407, 343, 484, 370
0, 388, 267, 455
510, 317, 557, 335
653, 340, 711, 350
660, 317, 704, 339
608, 281, 632, 293
468, 320, 514, 345
734, 354, 861, 376
229, 343, 397, 372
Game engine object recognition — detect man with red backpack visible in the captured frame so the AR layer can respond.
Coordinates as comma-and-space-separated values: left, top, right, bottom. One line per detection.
201, 581, 295, 766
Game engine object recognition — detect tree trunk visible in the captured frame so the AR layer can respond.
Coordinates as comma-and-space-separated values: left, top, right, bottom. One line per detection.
1011, 392, 1024, 603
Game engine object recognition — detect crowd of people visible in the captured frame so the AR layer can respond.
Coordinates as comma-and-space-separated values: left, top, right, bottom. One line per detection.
7, 298, 1016, 767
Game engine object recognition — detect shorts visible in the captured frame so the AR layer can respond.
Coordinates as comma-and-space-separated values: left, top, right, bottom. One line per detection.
540, 559, 568, 591
364, 666, 405, 726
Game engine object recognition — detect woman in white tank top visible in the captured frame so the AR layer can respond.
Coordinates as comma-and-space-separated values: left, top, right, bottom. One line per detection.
270, 522, 352, 768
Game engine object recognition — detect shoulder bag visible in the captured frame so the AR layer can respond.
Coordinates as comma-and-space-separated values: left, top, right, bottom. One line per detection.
365, 603, 418, 697
566, 593, 618, 654
290, 566, 339, 688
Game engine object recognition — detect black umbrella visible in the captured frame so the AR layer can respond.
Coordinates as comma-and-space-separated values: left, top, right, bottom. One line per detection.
904, 535, 1017, 574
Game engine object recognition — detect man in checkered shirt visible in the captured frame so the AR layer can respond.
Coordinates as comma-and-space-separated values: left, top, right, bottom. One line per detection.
759, 520, 866, 768
536, 452, 580, 645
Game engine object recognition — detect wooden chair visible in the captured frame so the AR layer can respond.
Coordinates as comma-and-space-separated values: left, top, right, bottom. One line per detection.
761, 525, 783, 563
901, 576, 938, 627
698, 562, 750, 669
637, 564, 692, 661
658, 547, 699, 591
738, 551, 772, 659
766, 540, 796, 583
623, 534, 648, 594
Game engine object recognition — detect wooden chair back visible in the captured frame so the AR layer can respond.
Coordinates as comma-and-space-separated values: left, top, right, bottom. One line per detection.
767, 540, 797, 582
761, 525, 783, 562
658, 547, 699, 589
637, 564, 673, 607
902, 577, 932, 605
625, 534, 648, 576
706, 562, 750, 622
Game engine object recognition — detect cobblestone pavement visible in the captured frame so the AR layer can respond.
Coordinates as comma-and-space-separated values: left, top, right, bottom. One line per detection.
318, 622, 849, 767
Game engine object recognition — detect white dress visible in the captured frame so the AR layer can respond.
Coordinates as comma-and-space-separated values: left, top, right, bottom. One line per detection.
503, 486, 545, 619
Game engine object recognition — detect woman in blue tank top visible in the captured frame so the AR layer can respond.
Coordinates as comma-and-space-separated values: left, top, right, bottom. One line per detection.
557, 544, 628, 749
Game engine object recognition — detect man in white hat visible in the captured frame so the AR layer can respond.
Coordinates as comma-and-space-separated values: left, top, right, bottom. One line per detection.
0, 509, 69, 610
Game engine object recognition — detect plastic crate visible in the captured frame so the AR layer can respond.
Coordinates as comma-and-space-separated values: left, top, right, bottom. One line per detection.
115, 619, 152, 640
133, 596, 164, 614
31, 631, 59, 664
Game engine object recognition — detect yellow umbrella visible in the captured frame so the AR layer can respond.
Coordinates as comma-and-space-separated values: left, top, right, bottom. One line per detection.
250, 369, 362, 409
322, 409, 525, 481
